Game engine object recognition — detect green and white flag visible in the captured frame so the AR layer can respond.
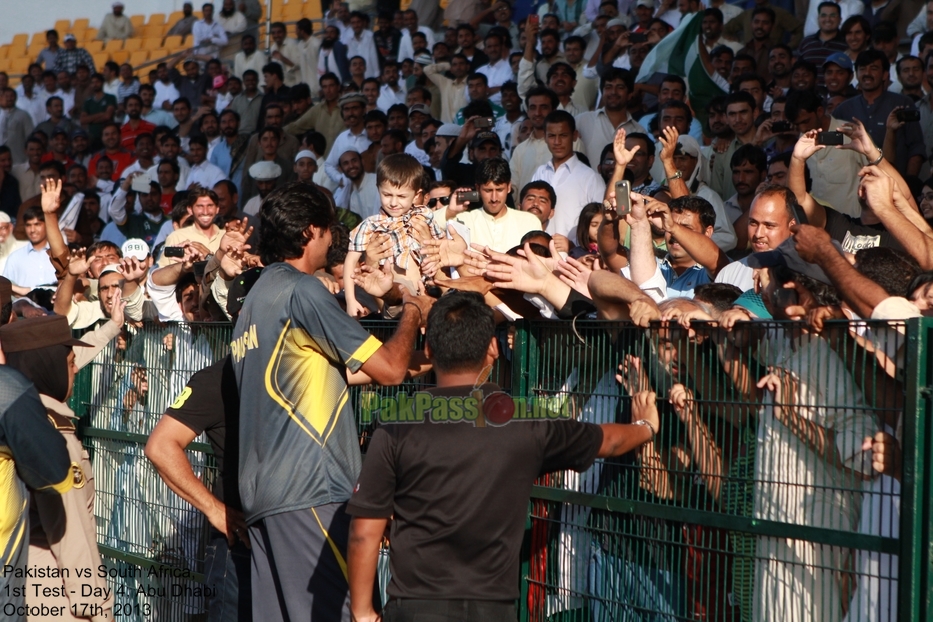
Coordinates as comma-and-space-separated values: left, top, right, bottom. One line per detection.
635, 12, 728, 125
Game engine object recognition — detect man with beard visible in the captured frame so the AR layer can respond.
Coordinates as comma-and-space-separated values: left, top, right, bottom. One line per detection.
121, 133, 157, 178
109, 175, 169, 249
120, 95, 156, 152
243, 160, 282, 216
168, 2, 197, 36
797, 1, 847, 85
737, 7, 778, 83
159, 187, 225, 267
724, 0, 801, 48
217, 0, 247, 34
317, 26, 350, 85
766, 44, 793, 96
334, 150, 377, 218
269, 21, 302, 87
895, 55, 925, 101
242, 104, 301, 174
455, 25, 487, 71
139, 84, 177, 128
534, 28, 566, 84
702, 7, 742, 53
832, 49, 925, 176
424, 55, 470, 124
376, 62, 407, 112
234, 34, 268, 88
576, 68, 646, 166
211, 108, 250, 192
200, 111, 223, 159
89, 123, 134, 178
284, 73, 345, 158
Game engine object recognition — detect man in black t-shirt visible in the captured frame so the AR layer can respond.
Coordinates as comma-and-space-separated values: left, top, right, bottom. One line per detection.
145, 357, 251, 622
345, 292, 661, 622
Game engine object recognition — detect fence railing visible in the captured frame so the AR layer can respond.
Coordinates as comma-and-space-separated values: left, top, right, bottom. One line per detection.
70, 317, 933, 621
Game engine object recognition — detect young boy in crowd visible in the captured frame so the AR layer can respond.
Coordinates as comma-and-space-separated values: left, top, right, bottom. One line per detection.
343, 153, 444, 317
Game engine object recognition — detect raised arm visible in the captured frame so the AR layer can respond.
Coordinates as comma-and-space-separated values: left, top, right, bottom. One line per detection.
657, 127, 689, 199
789, 129, 827, 229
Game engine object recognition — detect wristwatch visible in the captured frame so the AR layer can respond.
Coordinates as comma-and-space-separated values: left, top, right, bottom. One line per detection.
633, 419, 657, 440
669, 170, 683, 180
868, 148, 883, 166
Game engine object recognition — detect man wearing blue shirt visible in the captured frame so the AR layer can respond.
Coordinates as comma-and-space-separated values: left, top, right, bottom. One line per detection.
1, 205, 57, 293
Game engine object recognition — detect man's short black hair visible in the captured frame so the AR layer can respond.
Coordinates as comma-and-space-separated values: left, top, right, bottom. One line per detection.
23, 205, 45, 223
661, 74, 687, 91
39, 160, 66, 177
732, 53, 757, 70
259, 182, 335, 266
520, 180, 557, 207
364, 109, 388, 125
871, 20, 897, 43
693, 283, 742, 312
855, 48, 890, 73
189, 135, 208, 149
731, 144, 767, 172
600, 67, 634, 92
546, 62, 577, 83
855, 247, 920, 296
896, 55, 922, 76
626, 132, 655, 157
751, 6, 775, 23
733, 72, 766, 92
544, 109, 575, 133
327, 223, 350, 268
525, 85, 558, 110
784, 88, 823, 122
475, 157, 510, 186
425, 291, 495, 373
703, 7, 724, 23
659, 100, 693, 125
791, 59, 818, 79
467, 72, 489, 86
158, 157, 180, 175
262, 62, 285, 81
670, 196, 716, 230
726, 90, 757, 112
710, 45, 735, 62
301, 130, 328, 156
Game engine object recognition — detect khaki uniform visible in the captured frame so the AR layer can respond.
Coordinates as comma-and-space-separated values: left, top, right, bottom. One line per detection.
27, 396, 113, 622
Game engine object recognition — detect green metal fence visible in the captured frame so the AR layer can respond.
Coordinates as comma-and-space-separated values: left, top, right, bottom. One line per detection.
70, 317, 932, 621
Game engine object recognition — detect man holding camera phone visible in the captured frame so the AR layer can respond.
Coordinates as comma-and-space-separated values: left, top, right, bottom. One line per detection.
831, 49, 926, 177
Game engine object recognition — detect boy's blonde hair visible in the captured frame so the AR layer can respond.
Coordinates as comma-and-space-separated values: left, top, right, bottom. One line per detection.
376, 153, 424, 193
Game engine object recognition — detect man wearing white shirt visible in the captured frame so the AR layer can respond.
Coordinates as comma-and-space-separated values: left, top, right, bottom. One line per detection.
325, 93, 372, 186
185, 136, 227, 190
376, 62, 408, 112
16, 76, 46, 126
531, 111, 606, 241
234, 35, 268, 87
333, 150, 379, 218
269, 22, 303, 87
575, 68, 647, 166
192, 3, 229, 59
2, 205, 57, 291
398, 9, 437, 62
342, 12, 381, 79
217, 0, 247, 34
477, 33, 512, 103
296, 19, 322, 98
154, 64, 181, 110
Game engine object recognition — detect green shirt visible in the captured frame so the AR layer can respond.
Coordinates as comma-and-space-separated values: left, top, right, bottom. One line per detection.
82, 93, 118, 143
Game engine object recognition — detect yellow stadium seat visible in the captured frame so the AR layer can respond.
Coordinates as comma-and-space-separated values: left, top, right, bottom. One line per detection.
30, 32, 46, 46
0, 59, 10, 73
111, 50, 129, 64
73, 18, 89, 31
0, 46, 8, 60
167, 11, 184, 24
148, 13, 166, 26
84, 28, 99, 42
10, 58, 30, 74
54, 20, 71, 33
305, 1, 323, 19
92, 52, 109, 68
283, 3, 304, 19
130, 15, 145, 27
28, 42, 45, 56
11, 34, 28, 49
164, 35, 185, 49
104, 39, 123, 53
85, 41, 105, 53
123, 38, 142, 51
129, 50, 149, 66
142, 37, 163, 51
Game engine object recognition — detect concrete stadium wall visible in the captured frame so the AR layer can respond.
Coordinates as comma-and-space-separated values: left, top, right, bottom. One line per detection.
2, 0, 190, 48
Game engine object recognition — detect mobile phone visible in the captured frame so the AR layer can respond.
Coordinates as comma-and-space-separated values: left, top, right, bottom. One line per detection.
896, 108, 921, 123
474, 117, 495, 129
529, 14, 539, 26
163, 246, 186, 258
629, 32, 648, 43
770, 120, 792, 133
131, 175, 153, 193
457, 190, 480, 204
772, 287, 799, 312
817, 131, 844, 146
615, 180, 631, 217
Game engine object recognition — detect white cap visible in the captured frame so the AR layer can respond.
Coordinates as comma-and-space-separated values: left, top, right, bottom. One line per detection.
606, 18, 628, 27
99, 263, 124, 278
436, 123, 462, 138
112, 1, 124, 7
121, 239, 150, 261
249, 160, 282, 180
294, 149, 317, 163
0, 212, 11, 224
635, 0, 653, 7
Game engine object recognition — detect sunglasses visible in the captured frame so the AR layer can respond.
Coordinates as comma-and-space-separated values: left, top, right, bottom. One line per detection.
427, 195, 452, 209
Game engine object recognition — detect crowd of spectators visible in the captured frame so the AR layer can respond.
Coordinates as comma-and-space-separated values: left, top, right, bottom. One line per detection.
3, 0, 933, 619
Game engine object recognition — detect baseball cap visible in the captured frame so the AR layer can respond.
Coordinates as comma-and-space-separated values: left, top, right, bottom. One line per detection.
71, 128, 89, 139
414, 52, 433, 65
294, 149, 317, 163
212, 75, 227, 89
0, 316, 91, 352
823, 52, 853, 73
636, 0, 653, 8
408, 103, 431, 117
338, 92, 367, 108
746, 237, 839, 285
227, 266, 264, 319
121, 239, 150, 261
64, 34, 77, 42
607, 18, 628, 28
249, 160, 282, 180
436, 123, 461, 138
674, 135, 701, 159
471, 131, 501, 149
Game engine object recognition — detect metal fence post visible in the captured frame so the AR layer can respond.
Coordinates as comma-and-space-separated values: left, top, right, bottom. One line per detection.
513, 320, 537, 622
898, 317, 932, 621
